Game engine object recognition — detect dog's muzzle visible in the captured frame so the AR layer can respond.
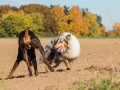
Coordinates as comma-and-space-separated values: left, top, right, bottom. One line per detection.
57, 46, 63, 52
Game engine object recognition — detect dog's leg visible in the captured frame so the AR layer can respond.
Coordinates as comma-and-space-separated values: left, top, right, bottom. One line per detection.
64, 59, 71, 70
51, 52, 59, 64
32, 59, 38, 76
53, 59, 61, 68
31, 39, 54, 72
38, 46, 54, 72
6, 59, 21, 79
31, 48, 38, 76
24, 49, 32, 76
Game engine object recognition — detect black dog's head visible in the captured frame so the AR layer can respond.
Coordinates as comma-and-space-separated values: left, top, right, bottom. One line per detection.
23, 29, 32, 49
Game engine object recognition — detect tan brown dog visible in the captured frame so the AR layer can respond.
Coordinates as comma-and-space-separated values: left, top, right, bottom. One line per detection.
6, 30, 54, 79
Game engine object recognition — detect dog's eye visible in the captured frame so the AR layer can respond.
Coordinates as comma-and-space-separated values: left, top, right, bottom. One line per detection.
59, 41, 63, 43
47, 45, 50, 48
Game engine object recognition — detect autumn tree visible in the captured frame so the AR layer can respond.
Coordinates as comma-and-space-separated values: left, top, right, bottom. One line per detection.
68, 6, 88, 36
0, 22, 7, 37
107, 30, 115, 36
51, 5, 69, 35
0, 10, 44, 37
100, 26, 106, 36
113, 22, 120, 36
19, 4, 57, 35
85, 12, 102, 36
11, 6, 19, 11
107, 22, 120, 36
82, 8, 103, 27
0, 5, 13, 17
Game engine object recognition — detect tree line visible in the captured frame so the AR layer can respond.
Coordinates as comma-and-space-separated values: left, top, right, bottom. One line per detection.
0, 4, 119, 37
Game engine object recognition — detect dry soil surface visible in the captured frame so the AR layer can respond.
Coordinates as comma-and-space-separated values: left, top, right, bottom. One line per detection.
0, 38, 120, 90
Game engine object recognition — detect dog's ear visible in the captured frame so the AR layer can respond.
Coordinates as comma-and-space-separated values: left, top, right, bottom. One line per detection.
23, 29, 31, 47
66, 34, 71, 41
24, 29, 28, 39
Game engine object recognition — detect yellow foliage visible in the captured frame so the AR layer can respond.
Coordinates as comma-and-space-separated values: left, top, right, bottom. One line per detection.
113, 22, 120, 36
69, 6, 88, 36
52, 5, 69, 35
85, 12, 102, 36
52, 6, 89, 36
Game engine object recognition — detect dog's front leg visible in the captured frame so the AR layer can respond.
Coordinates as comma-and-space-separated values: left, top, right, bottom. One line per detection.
37, 47, 54, 72
24, 49, 32, 76
31, 39, 54, 72
64, 59, 71, 70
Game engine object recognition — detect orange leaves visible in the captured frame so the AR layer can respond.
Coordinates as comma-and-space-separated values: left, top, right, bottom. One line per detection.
114, 22, 120, 30
68, 6, 88, 36
107, 22, 120, 36
69, 6, 83, 21
52, 5, 69, 35
0, 4, 106, 37
52, 6, 65, 19
52, 6, 88, 36
113, 22, 120, 36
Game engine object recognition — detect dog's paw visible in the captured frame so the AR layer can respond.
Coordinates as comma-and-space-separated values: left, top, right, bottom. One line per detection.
49, 67, 55, 72
5, 76, 14, 80
66, 68, 70, 70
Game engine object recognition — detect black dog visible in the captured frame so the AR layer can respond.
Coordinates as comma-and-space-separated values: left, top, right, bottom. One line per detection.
6, 30, 54, 79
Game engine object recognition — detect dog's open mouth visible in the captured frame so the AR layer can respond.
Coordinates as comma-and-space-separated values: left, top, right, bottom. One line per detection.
57, 46, 63, 52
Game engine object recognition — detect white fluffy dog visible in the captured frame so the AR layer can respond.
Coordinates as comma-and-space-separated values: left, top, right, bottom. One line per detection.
36, 32, 80, 71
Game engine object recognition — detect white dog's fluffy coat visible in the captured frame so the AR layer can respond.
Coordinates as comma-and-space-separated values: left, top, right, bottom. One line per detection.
36, 32, 80, 70
57, 32, 80, 59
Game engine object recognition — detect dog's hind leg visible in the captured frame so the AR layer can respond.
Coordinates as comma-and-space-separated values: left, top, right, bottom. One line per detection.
29, 48, 38, 76
23, 49, 33, 76
31, 58, 38, 76
6, 59, 22, 79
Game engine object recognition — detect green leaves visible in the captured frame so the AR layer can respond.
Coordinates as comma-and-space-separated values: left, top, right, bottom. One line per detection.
0, 11, 44, 37
20, 4, 57, 34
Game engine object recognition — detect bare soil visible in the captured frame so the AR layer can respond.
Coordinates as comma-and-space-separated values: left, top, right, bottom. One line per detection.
0, 38, 120, 90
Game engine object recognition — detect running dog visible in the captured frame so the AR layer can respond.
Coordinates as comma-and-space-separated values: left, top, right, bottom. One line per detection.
6, 30, 54, 79
37, 32, 80, 71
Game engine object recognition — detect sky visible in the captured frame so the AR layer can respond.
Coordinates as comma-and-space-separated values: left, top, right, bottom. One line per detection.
0, 0, 120, 31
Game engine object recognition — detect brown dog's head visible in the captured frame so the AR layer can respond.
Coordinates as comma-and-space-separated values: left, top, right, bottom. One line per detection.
54, 34, 71, 52
23, 30, 31, 49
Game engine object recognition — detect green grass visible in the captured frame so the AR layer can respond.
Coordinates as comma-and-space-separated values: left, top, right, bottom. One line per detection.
1, 79, 5, 90
68, 76, 120, 90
